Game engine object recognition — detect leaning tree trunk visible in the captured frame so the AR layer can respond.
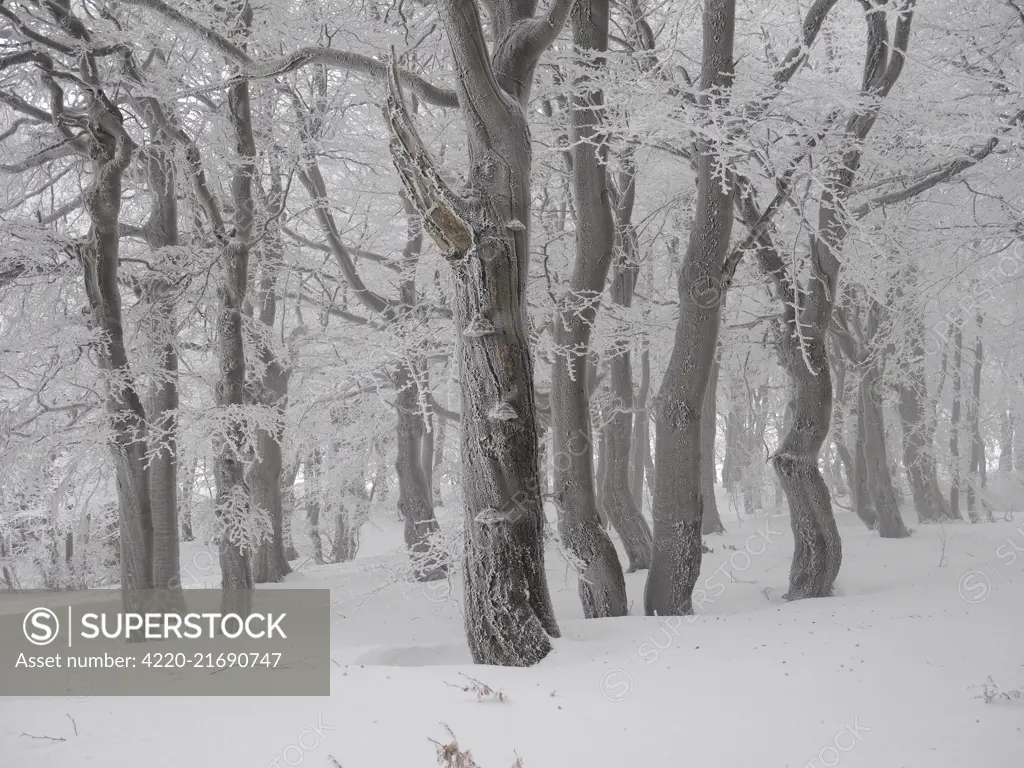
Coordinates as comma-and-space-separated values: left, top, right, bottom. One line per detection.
385, 0, 570, 664
701, 357, 726, 534
645, 0, 735, 617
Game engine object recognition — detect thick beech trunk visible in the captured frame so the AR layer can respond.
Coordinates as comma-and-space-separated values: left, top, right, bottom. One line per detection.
646, 0, 735, 616
214, 49, 258, 610
386, 0, 571, 665
80, 105, 154, 609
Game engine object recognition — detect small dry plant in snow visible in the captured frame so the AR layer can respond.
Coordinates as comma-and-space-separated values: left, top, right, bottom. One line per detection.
444, 673, 507, 702
973, 676, 1024, 703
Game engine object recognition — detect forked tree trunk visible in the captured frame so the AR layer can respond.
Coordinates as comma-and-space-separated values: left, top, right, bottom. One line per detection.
385, 0, 568, 664
701, 358, 725, 534
646, 0, 735, 616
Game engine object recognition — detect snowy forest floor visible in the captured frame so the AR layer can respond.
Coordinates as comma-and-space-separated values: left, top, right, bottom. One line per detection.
3, 497, 1023, 767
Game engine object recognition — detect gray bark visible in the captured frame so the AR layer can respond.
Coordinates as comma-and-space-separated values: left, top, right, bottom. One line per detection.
859, 366, 909, 537
999, 411, 1014, 472
629, 347, 651, 511
385, 0, 569, 664
701, 358, 725, 534
394, 364, 446, 581
646, 0, 735, 616
550, 0, 628, 617
250, 172, 292, 584
215, 11, 259, 608
950, 314, 963, 520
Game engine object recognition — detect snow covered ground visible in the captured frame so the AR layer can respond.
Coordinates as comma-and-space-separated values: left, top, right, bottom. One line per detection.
2, 500, 1022, 767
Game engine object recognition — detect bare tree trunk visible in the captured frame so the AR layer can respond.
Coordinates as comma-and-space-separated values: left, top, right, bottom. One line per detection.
306, 451, 324, 565
701, 358, 726, 534
950, 313, 963, 520
894, 287, 951, 522
79, 100, 154, 608
394, 365, 446, 581
602, 342, 654, 570
386, 0, 568, 665
251, 172, 292, 584
180, 458, 197, 542
860, 367, 909, 537
134, 119, 182, 594
967, 312, 986, 521
215, 18, 258, 609
646, 0, 735, 616
549, 0, 628, 617
999, 411, 1015, 472
630, 347, 651, 512
422, 410, 435, 508
432, 415, 446, 505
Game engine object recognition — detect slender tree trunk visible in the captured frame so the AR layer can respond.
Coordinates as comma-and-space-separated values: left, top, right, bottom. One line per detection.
646, 0, 735, 616
701, 358, 725, 534
432, 415, 446, 505
967, 313, 985, 521
422, 410, 435, 507
630, 347, 651, 512
999, 411, 1015, 472
394, 365, 446, 581
602, 261, 653, 568
306, 451, 324, 565
950, 314, 963, 520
